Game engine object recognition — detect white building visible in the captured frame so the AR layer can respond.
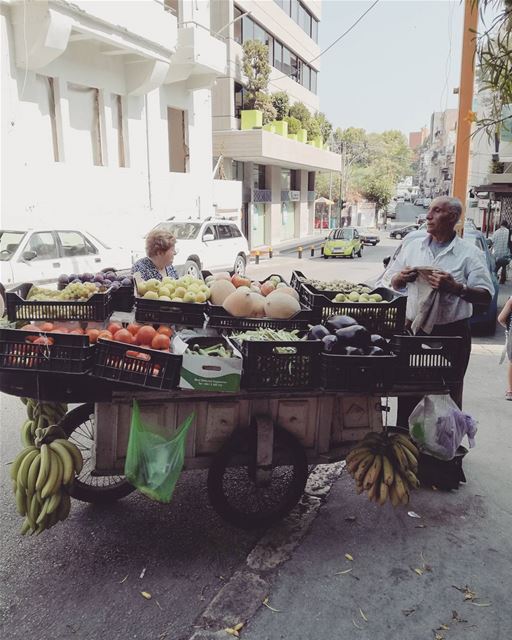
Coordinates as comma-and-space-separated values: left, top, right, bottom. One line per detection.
0, 0, 233, 249
210, 0, 340, 248
418, 109, 457, 198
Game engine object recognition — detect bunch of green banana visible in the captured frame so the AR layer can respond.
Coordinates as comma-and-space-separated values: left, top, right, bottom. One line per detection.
10, 437, 83, 535
346, 431, 420, 507
20, 398, 68, 447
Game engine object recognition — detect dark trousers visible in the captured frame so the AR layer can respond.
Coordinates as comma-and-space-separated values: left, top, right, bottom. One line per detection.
396, 319, 472, 426
495, 257, 510, 285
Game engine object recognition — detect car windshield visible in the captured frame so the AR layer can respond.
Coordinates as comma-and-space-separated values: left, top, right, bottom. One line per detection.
154, 222, 201, 240
329, 228, 353, 240
0, 231, 26, 261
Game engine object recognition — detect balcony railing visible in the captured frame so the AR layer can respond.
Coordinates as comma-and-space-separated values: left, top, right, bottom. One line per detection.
243, 188, 272, 203
282, 190, 301, 202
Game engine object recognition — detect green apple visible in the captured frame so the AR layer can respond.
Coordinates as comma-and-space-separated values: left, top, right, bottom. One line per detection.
158, 286, 171, 298
195, 292, 207, 303
371, 293, 383, 302
137, 282, 147, 296
348, 291, 360, 302
188, 283, 201, 293
143, 290, 158, 300
183, 291, 196, 303
158, 295, 172, 301
145, 278, 160, 292
174, 287, 187, 298
161, 277, 174, 286
334, 293, 346, 302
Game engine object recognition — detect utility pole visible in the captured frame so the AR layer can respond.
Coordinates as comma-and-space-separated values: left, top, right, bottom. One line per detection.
452, 0, 479, 231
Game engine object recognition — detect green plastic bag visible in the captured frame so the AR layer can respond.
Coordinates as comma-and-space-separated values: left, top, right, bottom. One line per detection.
124, 401, 194, 503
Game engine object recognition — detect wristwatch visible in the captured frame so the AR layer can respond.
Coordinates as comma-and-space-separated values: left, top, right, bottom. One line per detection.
459, 284, 469, 299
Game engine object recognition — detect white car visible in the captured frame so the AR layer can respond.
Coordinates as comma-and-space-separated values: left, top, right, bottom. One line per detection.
0, 229, 132, 289
422, 197, 432, 209
146, 218, 250, 278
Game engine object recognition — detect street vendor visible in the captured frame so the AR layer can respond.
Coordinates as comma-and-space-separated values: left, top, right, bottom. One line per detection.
132, 229, 179, 281
386, 196, 493, 417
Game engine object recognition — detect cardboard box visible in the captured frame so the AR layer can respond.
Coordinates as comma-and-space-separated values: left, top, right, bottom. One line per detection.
174, 336, 242, 392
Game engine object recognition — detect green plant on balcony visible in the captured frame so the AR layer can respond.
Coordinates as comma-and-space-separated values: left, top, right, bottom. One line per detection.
314, 112, 333, 143
285, 116, 301, 135
289, 102, 312, 130
241, 40, 276, 128
490, 159, 505, 174
255, 92, 277, 125
271, 91, 290, 121
306, 116, 322, 143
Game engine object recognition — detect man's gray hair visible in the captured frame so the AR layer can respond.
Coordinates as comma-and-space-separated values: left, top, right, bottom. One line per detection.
442, 196, 463, 219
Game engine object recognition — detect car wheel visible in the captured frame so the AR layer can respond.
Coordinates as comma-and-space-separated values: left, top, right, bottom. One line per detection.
357, 246, 363, 258
350, 249, 356, 259
395, 233, 402, 240
323, 254, 329, 259
183, 259, 201, 279
233, 254, 246, 276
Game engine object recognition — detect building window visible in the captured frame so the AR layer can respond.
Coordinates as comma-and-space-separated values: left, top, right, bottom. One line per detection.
308, 172, 315, 192
273, 0, 318, 42
112, 94, 128, 168
167, 107, 188, 173
233, 160, 244, 181
67, 82, 104, 166
274, 41, 283, 72
242, 14, 254, 40
252, 164, 266, 190
281, 168, 291, 191
234, 82, 246, 118
310, 69, 317, 94
234, 6, 242, 43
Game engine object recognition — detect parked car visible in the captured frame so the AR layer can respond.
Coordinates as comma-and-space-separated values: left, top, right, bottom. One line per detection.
145, 218, 249, 278
0, 229, 133, 289
389, 224, 419, 240
378, 227, 499, 335
323, 227, 363, 259
416, 213, 427, 225
422, 197, 432, 209
385, 201, 397, 219
414, 197, 424, 206
356, 227, 380, 246
396, 196, 405, 204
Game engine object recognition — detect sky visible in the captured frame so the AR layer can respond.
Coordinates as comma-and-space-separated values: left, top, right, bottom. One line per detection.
318, 0, 466, 136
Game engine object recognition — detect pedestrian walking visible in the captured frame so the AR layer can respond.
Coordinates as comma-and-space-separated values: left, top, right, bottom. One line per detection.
498, 296, 512, 401
491, 220, 511, 284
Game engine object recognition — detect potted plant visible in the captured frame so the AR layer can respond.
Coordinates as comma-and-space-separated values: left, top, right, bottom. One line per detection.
297, 128, 308, 143
271, 92, 290, 121
240, 41, 272, 130
272, 119, 288, 136
286, 116, 301, 141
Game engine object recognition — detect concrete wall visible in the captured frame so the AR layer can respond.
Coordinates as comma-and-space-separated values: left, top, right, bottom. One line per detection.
0, 3, 219, 250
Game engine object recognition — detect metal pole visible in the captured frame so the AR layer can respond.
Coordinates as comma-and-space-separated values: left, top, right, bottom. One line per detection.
452, 0, 478, 232
328, 172, 333, 229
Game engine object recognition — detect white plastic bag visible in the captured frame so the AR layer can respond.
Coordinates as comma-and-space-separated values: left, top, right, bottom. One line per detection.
408, 394, 477, 460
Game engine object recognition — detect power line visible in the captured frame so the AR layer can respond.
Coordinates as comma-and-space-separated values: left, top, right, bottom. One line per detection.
270, 0, 382, 84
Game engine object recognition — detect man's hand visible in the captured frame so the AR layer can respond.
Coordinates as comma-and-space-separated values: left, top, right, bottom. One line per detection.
427, 270, 461, 294
391, 267, 418, 290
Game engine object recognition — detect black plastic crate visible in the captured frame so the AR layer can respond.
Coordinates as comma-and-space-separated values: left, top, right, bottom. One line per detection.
206, 304, 319, 331
6, 283, 112, 323
134, 296, 206, 328
391, 335, 464, 386
111, 286, 135, 313
417, 447, 468, 490
320, 352, 397, 391
231, 337, 321, 390
0, 327, 94, 374
291, 272, 406, 337
93, 339, 181, 390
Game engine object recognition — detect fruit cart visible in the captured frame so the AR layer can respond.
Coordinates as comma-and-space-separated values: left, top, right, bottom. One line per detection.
1, 276, 466, 530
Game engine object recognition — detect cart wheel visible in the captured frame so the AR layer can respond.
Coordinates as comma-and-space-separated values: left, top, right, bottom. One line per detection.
58, 403, 135, 503
207, 426, 308, 530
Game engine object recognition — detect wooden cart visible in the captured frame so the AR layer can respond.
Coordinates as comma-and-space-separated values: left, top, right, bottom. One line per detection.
1, 369, 441, 528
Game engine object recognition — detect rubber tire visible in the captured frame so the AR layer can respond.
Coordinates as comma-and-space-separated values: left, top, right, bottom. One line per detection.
350, 249, 356, 259
59, 403, 135, 503
395, 233, 402, 240
357, 246, 363, 258
323, 254, 329, 259
183, 259, 201, 279
233, 254, 247, 276
207, 426, 308, 530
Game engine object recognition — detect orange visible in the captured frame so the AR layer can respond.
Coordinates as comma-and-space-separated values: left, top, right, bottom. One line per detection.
151, 334, 171, 350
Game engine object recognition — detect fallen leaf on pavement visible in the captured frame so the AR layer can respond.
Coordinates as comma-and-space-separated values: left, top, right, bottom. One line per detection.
224, 628, 239, 638
413, 568, 424, 576
407, 511, 421, 518
345, 553, 354, 561
359, 608, 368, 621
234, 623, 244, 631
262, 597, 281, 613
140, 567, 146, 579
119, 575, 128, 584
352, 618, 364, 630
472, 602, 491, 607
141, 591, 152, 600
438, 624, 449, 630
335, 569, 353, 575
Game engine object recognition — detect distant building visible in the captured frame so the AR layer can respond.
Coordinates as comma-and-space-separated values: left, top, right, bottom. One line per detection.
408, 128, 428, 151
416, 109, 457, 198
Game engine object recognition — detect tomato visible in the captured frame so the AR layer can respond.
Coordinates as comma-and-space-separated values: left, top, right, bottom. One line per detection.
69, 329, 84, 335
107, 322, 123, 335
157, 325, 173, 337
126, 323, 142, 336
126, 350, 151, 361
114, 328, 134, 344
97, 330, 113, 341
33, 336, 54, 346
136, 325, 157, 346
86, 329, 100, 344
40, 322, 54, 332
151, 334, 171, 350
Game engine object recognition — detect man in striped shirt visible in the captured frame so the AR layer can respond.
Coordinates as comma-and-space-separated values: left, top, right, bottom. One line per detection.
492, 220, 511, 284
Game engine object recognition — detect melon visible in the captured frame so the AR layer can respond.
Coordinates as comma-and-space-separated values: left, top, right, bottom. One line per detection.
209, 279, 236, 305
222, 290, 255, 317
212, 272, 232, 281
249, 293, 266, 318
266, 287, 299, 301
260, 281, 276, 296
264, 293, 301, 319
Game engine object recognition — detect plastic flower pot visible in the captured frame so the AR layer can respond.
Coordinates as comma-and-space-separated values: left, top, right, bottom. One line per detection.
297, 129, 308, 143
263, 122, 276, 133
314, 135, 323, 148
288, 133, 298, 141
241, 110, 263, 130
272, 120, 288, 137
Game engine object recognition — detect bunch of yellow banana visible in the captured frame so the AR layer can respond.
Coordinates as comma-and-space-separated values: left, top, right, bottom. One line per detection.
346, 431, 420, 507
10, 437, 83, 535
20, 398, 68, 447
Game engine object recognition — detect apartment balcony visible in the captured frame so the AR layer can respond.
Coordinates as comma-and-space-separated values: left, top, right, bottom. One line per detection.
166, 22, 226, 87
9, 0, 177, 94
212, 129, 341, 172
